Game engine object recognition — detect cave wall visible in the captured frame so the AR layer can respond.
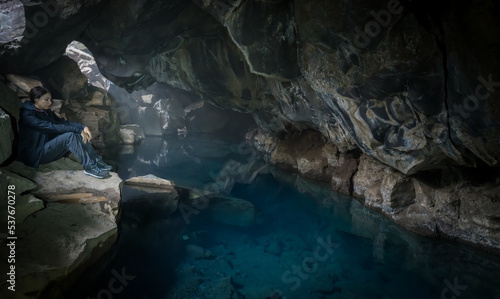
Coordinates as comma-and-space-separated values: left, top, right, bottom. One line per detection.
1, 0, 500, 251
74, 0, 500, 174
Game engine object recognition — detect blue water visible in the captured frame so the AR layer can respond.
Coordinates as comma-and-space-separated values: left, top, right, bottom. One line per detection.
65, 135, 500, 299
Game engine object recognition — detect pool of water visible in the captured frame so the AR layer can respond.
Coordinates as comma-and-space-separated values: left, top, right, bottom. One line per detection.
65, 135, 500, 299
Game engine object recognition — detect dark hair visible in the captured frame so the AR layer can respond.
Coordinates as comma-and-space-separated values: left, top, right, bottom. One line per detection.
29, 86, 51, 103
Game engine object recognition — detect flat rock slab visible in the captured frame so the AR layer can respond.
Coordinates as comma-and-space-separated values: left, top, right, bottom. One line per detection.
32, 170, 122, 211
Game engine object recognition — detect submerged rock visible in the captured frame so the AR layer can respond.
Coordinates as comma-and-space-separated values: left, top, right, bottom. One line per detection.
209, 196, 256, 227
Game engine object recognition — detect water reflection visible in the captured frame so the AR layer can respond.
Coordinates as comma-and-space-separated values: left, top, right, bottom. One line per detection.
65, 135, 500, 299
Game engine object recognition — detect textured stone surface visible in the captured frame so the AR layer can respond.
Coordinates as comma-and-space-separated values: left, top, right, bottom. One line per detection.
0, 81, 23, 119
5, 74, 42, 96
120, 124, 145, 144
32, 170, 122, 212
0, 108, 13, 164
0, 0, 105, 73
125, 174, 176, 193
209, 196, 256, 227
0, 202, 118, 298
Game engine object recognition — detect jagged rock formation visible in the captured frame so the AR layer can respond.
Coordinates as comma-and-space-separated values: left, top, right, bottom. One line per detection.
1, 0, 500, 253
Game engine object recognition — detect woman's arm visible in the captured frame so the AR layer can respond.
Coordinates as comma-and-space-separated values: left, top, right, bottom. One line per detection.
20, 110, 84, 134
51, 110, 86, 130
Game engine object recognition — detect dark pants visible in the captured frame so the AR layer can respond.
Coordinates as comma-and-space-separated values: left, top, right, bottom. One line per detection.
39, 132, 99, 168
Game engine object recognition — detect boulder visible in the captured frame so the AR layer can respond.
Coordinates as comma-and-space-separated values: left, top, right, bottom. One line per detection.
352, 155, 386, 210
120, 124, 145, 144
31, 170, 122, 213
124, 174, 176, 193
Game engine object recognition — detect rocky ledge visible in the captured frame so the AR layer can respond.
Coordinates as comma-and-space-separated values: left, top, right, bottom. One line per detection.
248, 129, 500, 254
0, 159, 122, 298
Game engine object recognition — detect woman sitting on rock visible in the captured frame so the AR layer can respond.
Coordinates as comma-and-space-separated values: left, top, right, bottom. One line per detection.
17, 86, 112, 179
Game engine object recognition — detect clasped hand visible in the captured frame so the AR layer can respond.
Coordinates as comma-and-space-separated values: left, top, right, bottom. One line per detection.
81, 126, 92, 144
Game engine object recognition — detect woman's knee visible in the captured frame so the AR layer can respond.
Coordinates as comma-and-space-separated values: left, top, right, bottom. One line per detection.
64, 132, 82, 143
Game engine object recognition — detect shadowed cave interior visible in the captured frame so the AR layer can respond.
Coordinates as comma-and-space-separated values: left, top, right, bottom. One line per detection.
1, 0, 500, 298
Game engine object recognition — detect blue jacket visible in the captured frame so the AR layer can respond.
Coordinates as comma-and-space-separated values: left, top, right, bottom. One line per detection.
17, 101, 85, 168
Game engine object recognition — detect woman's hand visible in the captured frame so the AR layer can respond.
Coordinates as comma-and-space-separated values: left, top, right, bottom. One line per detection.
83, 126, 92, 140
81, 126, 92, 143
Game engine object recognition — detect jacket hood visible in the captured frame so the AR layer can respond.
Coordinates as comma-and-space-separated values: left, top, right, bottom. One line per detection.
22, 101, 36, 110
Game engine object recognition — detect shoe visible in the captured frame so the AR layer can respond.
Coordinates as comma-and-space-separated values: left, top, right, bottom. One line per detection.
84, 163, 109, 179
96, 157, 113, 171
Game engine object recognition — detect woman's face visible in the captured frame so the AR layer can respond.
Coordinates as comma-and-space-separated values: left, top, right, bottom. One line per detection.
34, 93, 52, 110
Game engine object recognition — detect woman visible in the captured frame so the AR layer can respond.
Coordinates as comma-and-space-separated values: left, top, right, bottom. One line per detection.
17, 86, 112, 179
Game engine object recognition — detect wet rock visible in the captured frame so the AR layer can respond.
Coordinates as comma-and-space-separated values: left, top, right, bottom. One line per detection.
120, 124, 145, 144
352, 155, 386, 210
209, 196, 256, 227
124, 174, 176, 193
391, 203, 436, 236
270, 130, 330, 181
